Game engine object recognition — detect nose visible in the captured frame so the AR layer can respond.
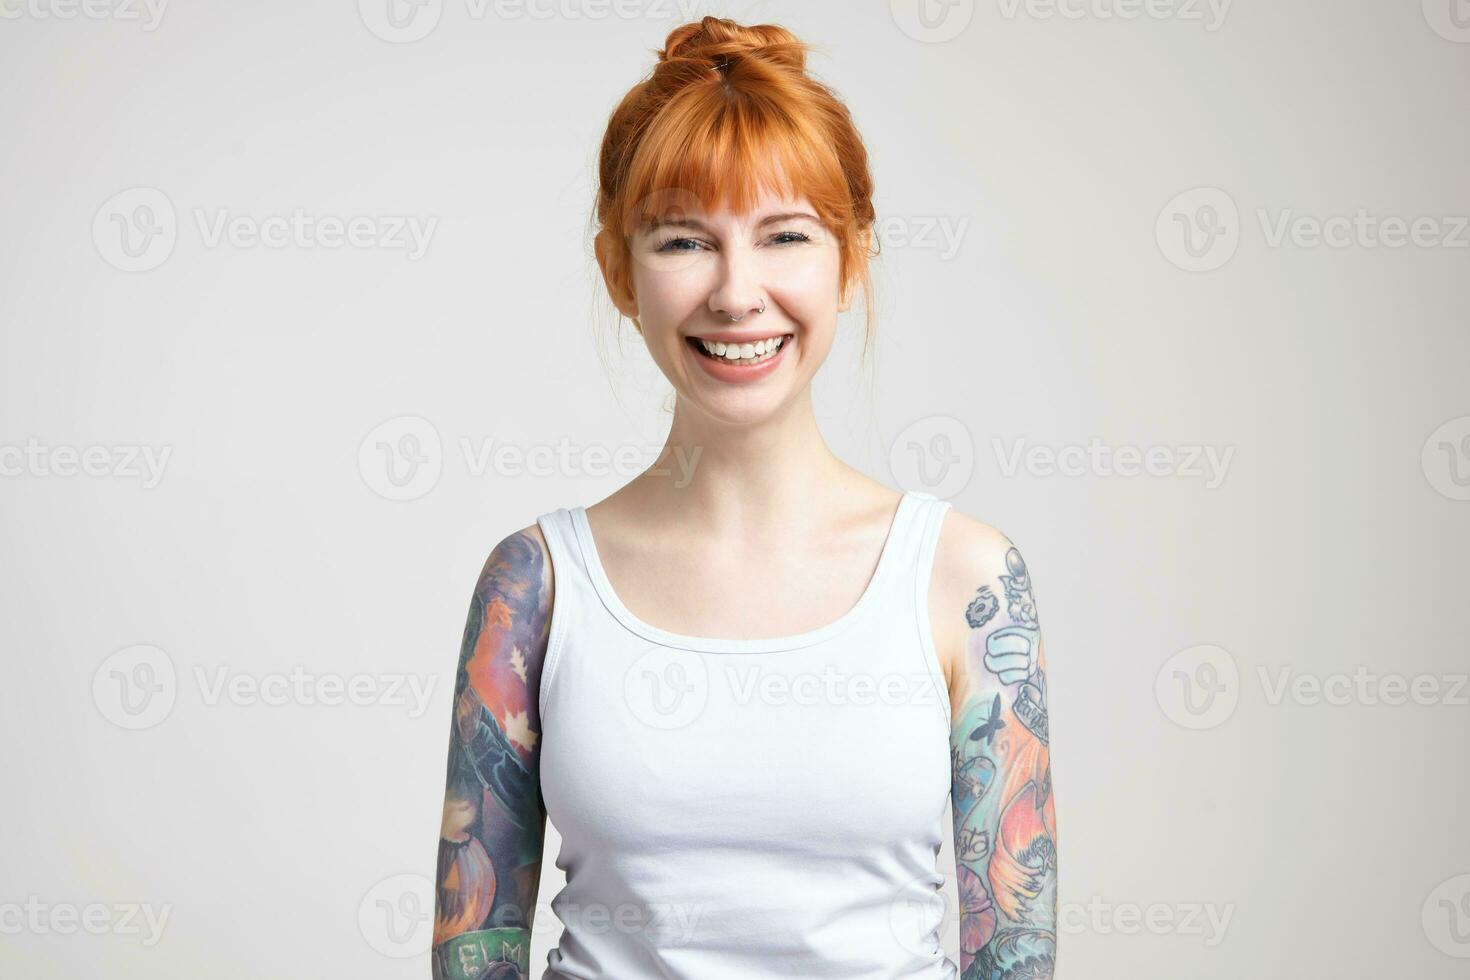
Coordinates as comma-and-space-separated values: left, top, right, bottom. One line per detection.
708, 249, 767, 322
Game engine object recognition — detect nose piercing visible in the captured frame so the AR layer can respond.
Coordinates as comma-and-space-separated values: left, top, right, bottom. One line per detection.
726, 299, 767, 322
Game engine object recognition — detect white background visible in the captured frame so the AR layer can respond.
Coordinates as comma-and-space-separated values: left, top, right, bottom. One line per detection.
1, 0, 1468, 977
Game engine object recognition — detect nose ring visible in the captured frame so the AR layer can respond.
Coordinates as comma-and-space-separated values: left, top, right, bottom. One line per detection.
726, 299, 767, 322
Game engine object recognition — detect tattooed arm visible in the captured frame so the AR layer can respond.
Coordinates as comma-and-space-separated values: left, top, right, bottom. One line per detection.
432, 528, 554, 980
933, 516, 1058, 980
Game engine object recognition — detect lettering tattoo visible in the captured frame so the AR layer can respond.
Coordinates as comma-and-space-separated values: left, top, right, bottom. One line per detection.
949, 545, 1057, 979
433, 531, 552, 980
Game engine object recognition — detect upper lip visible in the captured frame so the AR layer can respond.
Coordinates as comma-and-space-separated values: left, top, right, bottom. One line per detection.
687, 329, 793, 344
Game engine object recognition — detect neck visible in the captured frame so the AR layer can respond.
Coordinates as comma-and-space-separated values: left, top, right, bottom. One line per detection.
632, 390, 854, 525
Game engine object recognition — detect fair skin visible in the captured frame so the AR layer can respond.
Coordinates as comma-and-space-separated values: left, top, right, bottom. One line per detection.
432, 182, 1057, 978
587, 185, 900, 640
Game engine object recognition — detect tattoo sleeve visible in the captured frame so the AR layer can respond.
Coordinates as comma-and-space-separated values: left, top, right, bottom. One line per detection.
948, 540, 1058, 979
432, 530, 552, 980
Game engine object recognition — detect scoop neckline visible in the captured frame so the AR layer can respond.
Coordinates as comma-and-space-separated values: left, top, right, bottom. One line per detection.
568, 490, 919, 653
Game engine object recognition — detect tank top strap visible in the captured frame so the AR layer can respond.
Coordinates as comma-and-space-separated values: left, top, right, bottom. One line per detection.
882, 490, 952, 587
532, 506, 601, 724
904, 492, 953, 625
882, 490, 955, 733
911, 490, 953, 583
534, 506, 591, 588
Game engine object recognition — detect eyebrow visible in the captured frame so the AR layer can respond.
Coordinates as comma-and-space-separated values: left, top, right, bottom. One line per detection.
642, 211, 822, 234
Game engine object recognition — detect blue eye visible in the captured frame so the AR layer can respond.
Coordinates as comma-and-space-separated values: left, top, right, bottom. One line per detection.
654, 231, 812, 253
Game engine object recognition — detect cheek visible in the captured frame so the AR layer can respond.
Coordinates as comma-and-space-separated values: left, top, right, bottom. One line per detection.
632, 264, 706, 321
772, 246, 841, 295
769, 253, 842, 326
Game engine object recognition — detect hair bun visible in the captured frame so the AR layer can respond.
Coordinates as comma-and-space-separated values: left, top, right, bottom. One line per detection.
659, 16, 807, 73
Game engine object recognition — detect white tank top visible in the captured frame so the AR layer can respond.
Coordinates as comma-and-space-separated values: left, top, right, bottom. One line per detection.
534, 489, 958, 979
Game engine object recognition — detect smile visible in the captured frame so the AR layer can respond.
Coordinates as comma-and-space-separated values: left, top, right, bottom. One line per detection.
687, 333, 792, 365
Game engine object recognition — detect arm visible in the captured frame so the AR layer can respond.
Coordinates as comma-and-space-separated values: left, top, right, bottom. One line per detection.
432, 528, 553, 980
937, 519, 1058, 979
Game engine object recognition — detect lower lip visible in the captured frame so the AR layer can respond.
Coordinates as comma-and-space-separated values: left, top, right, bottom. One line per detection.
686, 335, 793, 384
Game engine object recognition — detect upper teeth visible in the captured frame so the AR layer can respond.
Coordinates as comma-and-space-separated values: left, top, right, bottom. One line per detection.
698, 335, 787, 360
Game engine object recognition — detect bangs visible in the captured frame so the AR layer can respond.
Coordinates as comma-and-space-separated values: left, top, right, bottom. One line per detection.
616, 85, 851, 238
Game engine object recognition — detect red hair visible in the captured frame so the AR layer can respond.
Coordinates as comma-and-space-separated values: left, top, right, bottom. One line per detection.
593, 16, 879, 355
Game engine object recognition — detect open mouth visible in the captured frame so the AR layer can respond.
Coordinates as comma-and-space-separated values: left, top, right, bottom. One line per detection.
685, 333, 793, 366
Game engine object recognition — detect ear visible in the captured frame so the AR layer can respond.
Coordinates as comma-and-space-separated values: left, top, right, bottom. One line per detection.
594, 232, 640, 320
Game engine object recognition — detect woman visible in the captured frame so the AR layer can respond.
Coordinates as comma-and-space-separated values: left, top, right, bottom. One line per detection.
432, 16, 1058, 980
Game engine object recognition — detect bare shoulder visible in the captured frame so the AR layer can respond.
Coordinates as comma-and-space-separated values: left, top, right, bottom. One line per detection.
930, 506, 1023, 619
462, 522, 556, 669
928, 507, 1034, 686
476, 523, 553, 593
